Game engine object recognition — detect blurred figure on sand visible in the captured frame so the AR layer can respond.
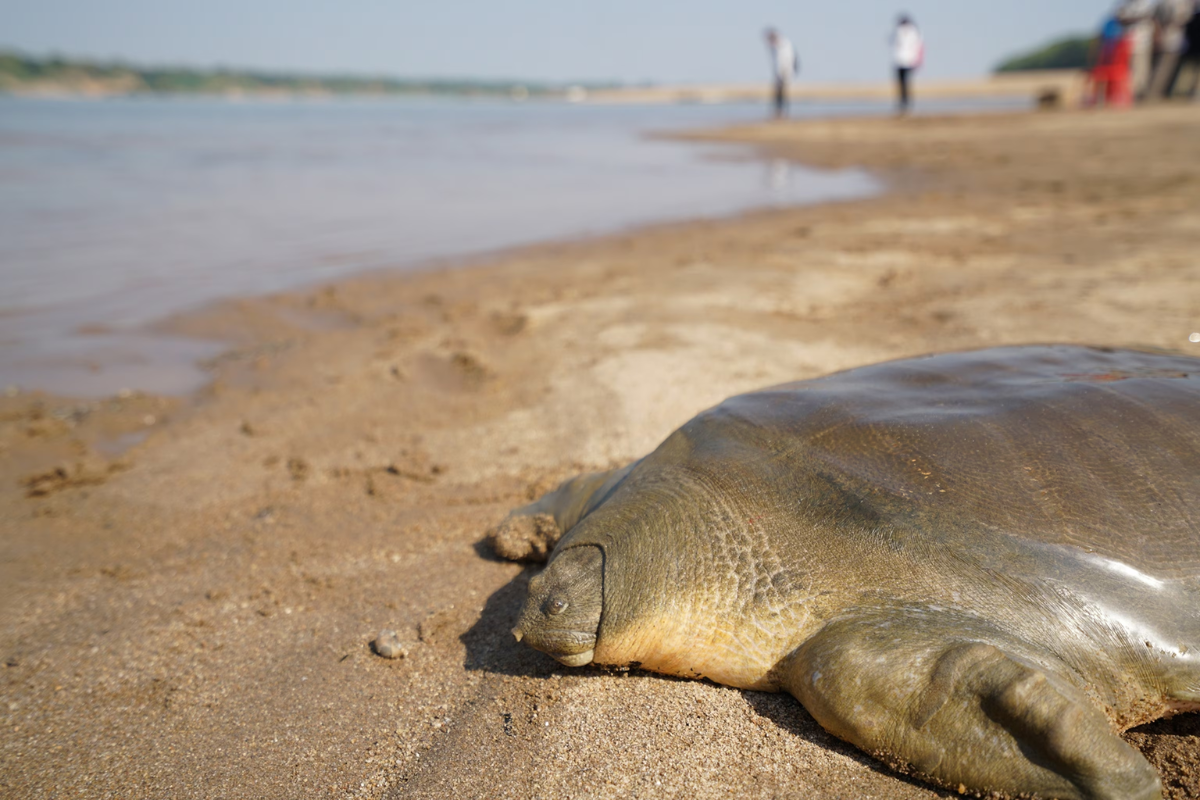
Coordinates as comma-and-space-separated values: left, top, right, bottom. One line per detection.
1148, 0, 1197, 98
1174, 2, 1200, 97
1117, 0, 1155, 97
891, 14, 924, 114
1089, 11, 1134, 106
764, 28, 799, 119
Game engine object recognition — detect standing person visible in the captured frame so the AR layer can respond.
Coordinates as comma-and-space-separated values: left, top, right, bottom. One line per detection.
1117, 0, 1156, 98
1169, 1, 1200, 97
764, 28, 799, 119
1089, 11, 1135, 106
891, 14, 924, 114
1148, 0, 1196, 97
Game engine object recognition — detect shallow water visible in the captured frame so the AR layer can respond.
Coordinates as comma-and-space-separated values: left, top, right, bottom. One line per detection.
0, 94, 1021, 396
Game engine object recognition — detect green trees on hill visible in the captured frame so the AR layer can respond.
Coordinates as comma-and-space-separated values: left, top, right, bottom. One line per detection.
994, 35, 1093, 73
0, 50, 567, 97
1, 51, 134, 80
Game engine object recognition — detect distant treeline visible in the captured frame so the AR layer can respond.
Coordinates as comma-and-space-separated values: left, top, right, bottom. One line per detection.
0, 50, 596, 97
994, 35, 1093, 73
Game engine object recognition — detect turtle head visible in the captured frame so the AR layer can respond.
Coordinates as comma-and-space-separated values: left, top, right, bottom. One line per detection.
512, 545, 603, 667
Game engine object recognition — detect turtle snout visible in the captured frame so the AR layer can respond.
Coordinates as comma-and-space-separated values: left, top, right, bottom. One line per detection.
512, 545, 603, 666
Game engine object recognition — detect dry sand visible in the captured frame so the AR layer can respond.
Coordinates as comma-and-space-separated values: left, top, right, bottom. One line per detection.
2, 104, 1199, 799
586, 70, 1085, 106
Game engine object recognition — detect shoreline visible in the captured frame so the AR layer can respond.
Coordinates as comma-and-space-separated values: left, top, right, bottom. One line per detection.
0, 168, 881, 402
2, 104, 1199, 799
0, 96, 884, 399
153, 166, 886, 398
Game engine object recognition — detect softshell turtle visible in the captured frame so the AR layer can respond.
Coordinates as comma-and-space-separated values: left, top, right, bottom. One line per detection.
493, 345, 1200, 800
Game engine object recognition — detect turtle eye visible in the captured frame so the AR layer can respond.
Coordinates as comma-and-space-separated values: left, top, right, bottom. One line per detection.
546, 596, 569, 616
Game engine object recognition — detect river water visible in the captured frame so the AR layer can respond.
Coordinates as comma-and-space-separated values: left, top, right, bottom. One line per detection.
0, 94, 1017, 395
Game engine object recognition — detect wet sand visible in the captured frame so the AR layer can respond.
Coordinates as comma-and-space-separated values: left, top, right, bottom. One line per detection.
2, 104, 1199, 799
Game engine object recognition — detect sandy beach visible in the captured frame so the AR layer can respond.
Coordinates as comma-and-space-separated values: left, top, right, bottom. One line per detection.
2, 103, 1199, 799
586, 70, 1085, 106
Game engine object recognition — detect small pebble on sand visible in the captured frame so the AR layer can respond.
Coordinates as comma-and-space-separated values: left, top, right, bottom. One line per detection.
372, 629, 407, 660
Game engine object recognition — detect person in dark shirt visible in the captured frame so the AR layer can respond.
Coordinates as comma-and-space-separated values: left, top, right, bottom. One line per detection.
1168, 2, 1200, 97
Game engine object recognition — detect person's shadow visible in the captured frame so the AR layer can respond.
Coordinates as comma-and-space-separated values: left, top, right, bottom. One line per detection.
460, 537, 955, 796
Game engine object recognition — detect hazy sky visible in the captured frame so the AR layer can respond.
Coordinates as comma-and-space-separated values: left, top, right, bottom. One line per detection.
2, 1, 1114, 84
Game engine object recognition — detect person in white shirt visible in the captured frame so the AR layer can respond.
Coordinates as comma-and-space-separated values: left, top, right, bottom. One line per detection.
764, 28, 800, 119
1118, 0, 1156, 98
891, 14, 924, 114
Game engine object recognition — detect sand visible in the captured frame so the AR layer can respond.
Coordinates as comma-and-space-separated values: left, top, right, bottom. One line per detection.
585, 70, 1085, 106
2, 103, 1199, 799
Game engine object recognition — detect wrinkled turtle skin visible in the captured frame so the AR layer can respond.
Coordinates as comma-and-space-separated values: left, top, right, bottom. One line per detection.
499, 345, 1200, 800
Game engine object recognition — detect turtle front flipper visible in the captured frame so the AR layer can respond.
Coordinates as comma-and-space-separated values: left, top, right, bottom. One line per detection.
780, 607, 1162, 800
487, 462, 637, 562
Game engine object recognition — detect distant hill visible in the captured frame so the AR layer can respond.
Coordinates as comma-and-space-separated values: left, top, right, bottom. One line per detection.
0, 50, 598, 98
994, 35, 1093, 73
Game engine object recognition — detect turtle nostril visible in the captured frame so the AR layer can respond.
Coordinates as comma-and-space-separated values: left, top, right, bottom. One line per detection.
512, 627, 524, 642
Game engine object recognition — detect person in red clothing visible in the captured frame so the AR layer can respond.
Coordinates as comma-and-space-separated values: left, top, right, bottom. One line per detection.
1090, 14, 1134, 106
